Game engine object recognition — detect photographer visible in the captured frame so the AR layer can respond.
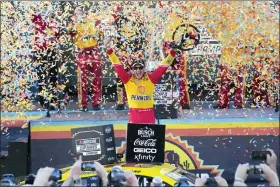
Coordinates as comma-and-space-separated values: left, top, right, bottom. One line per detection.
62, 156, 108, 186
33, 167, 55, 186
108, 166, 139, 187
61, 156, 82, 186
123, 170, 139, 186
266, 148, 278, 175
94, 161, 109, 186
233, 163, 279, 187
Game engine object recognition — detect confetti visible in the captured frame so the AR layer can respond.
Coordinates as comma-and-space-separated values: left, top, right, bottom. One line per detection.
1, 1, 279, 114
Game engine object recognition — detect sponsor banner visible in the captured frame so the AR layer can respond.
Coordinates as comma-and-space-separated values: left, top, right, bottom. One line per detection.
71, 125, 116, 164
126, 123, 166, 163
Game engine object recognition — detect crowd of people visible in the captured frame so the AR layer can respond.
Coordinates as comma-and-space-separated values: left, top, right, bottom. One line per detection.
1, 148, 278, 186
1, 1, 279, 113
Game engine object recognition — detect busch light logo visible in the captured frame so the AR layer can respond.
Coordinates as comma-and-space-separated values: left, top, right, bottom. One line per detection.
105, 127, 111, 133
138, 127, 155, 138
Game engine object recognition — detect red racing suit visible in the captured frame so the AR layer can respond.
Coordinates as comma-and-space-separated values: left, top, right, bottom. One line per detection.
163, 41, 190, 106
252, 65, 270, 106
107, 48, 176, 124
69, 19, 103, 108
217, 65, 244, 108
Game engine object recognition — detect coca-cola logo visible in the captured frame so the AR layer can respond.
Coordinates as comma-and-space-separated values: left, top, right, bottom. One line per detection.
106, 137, 112, 142
134, 138, 157, 147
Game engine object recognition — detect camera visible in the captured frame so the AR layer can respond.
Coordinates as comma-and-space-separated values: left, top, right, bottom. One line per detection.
49, 169, 62, 182
2, 174, 14, 183
174, 176, 191, 187
25, 174, 36, 185
108, 166, 126, 185
81, 162, 96, 171
152, 176, 163, 187
252, 151, 271, 161
205, 178, 218, 187
247, 165, 263, 174
82, 176, 102, 187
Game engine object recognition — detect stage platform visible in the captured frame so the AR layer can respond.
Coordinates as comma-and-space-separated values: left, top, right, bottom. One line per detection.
1, 100, 278, 126
1, 103, 279, 182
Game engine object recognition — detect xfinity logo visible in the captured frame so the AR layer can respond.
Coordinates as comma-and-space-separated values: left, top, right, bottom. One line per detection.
106, 137, 112, 142
138, 127, 154, 138
134, 148, 157, 153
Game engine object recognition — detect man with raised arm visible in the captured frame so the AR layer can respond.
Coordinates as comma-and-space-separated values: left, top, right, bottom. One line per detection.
106, 42, 177, 124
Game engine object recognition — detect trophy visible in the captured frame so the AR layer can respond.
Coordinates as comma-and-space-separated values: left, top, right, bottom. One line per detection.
171, 24, 200, 51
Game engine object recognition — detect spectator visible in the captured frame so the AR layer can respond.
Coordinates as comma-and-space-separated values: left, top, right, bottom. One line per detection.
33, 167, 55, 186
233, 163, 279, 187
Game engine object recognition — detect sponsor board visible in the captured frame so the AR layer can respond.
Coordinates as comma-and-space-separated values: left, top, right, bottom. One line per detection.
126, 124, 166, 163
71, 125, 116, 164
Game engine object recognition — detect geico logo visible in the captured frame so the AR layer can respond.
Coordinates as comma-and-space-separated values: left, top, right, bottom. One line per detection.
133, 148, 157, 153
107, 147, 114, 151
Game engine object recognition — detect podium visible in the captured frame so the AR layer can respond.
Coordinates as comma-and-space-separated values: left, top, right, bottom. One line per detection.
154, 71, 179, 120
